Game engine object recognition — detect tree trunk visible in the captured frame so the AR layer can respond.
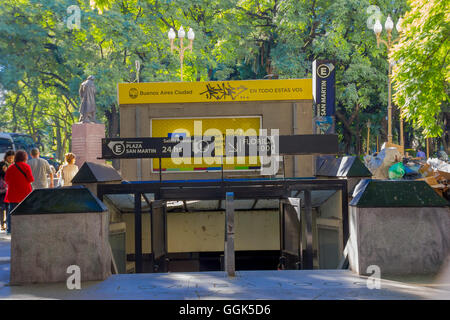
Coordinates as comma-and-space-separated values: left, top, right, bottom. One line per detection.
11, 93, 20, 133
441, 113, 448, 154
355, 106, 361, 155
344, 130, 351, 154
54, 117, 63, 162
355, 130, 361, 155
105, 103, 120, 169
335, 102, 361, 155
30, 101, 38, 142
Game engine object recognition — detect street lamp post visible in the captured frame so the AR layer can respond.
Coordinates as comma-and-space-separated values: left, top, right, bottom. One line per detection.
168, 26, 195, 81
373, 15, 403, 151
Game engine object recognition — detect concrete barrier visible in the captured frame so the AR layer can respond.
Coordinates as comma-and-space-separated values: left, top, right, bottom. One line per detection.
10, 187, 112, 285
348, 179, 450, 276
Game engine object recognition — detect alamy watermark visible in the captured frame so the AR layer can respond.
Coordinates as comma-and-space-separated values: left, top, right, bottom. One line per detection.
366, 265, 381, 289
66, 5, 81, 30
366, 5, 382, 30
66, 265, 81, 290
168, 121, 281, 175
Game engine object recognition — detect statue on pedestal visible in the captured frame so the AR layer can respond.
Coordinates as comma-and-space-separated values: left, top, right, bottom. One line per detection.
79, 75, 97, 123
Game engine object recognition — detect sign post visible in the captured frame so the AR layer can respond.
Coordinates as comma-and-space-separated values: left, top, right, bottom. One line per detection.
312, 60, 336, 134
224, 192, 235, 277
313, 60, 336, 173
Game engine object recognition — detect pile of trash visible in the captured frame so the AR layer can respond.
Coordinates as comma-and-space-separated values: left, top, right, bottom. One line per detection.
364, 148, 450, 199
364, 147, 402, 180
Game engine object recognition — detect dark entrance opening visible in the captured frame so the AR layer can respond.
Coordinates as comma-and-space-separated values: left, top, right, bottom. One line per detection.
98, 178, 348, 273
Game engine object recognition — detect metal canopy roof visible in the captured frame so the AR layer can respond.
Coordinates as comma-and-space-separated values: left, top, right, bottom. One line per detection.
12, 186, 108, 215
316, 156, 372, 178
104, 194, 152, 213
98, 178, 348, 201
72, 162, 122, 183
350, 179, 449, 207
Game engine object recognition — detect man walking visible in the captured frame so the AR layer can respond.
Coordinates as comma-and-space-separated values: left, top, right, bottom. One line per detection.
28, 148, 54, 189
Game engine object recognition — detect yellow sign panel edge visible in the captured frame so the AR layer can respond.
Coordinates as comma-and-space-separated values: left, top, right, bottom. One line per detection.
118, 78, 312, 104
150, 116, 262, 173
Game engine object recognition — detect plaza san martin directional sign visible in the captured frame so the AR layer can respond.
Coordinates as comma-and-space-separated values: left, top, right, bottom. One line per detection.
102, 136, 272, 159
101, 135, 338, 159
103, 137, 215, 159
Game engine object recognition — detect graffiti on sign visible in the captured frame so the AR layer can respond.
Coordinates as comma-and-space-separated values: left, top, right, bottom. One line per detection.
200, 83, 248, 101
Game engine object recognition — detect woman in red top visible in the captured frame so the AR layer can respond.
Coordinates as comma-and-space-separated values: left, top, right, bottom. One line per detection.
4, 150, 34, 234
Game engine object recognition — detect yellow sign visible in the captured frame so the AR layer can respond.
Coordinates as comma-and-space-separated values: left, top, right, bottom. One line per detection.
151, 117, 261, 172
118, 79, 312, 104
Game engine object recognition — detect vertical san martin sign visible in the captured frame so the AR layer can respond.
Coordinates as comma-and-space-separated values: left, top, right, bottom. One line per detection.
313, 60, 335, 117
312, 60, 337, 174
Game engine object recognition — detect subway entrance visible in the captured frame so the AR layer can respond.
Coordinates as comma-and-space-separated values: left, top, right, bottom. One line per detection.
98, 178, 348, 273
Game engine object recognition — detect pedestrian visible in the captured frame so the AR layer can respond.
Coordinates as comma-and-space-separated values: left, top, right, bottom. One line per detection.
416, 148, 426, 160
4, 150, 34, 234
49, 164, 57, 186
27, 148, 54, 189
0, 150, 15, 231
0, 177, 6, 231
57, 153, 79, 187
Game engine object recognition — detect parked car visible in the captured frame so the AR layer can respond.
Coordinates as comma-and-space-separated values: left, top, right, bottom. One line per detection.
0, 132, 40, 161
0, 133, 14, 161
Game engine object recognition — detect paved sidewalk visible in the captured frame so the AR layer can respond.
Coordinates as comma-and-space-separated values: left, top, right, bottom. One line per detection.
0, 233, 449, 300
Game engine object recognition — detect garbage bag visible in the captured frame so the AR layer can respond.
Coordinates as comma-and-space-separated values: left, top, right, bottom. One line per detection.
403, 171, 422, 180
428, 158, 450, 172
437, 151, 448, 162
388, 162, 405, 179
366, 147, 402, 179
403, 165, 415, 174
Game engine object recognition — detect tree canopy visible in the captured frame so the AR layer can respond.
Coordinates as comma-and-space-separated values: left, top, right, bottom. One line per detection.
391, 0, 450, 138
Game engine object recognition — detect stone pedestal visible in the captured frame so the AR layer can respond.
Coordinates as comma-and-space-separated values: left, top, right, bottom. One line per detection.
349, 180, 450, 276
9, 187, 112, 284
72, 123, 105, 168
11, 211, 112, 284
348, 206, 450, 276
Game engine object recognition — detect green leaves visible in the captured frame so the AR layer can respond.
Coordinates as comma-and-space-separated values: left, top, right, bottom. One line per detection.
391, 0, 449, 138
3, 0, 439, 158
